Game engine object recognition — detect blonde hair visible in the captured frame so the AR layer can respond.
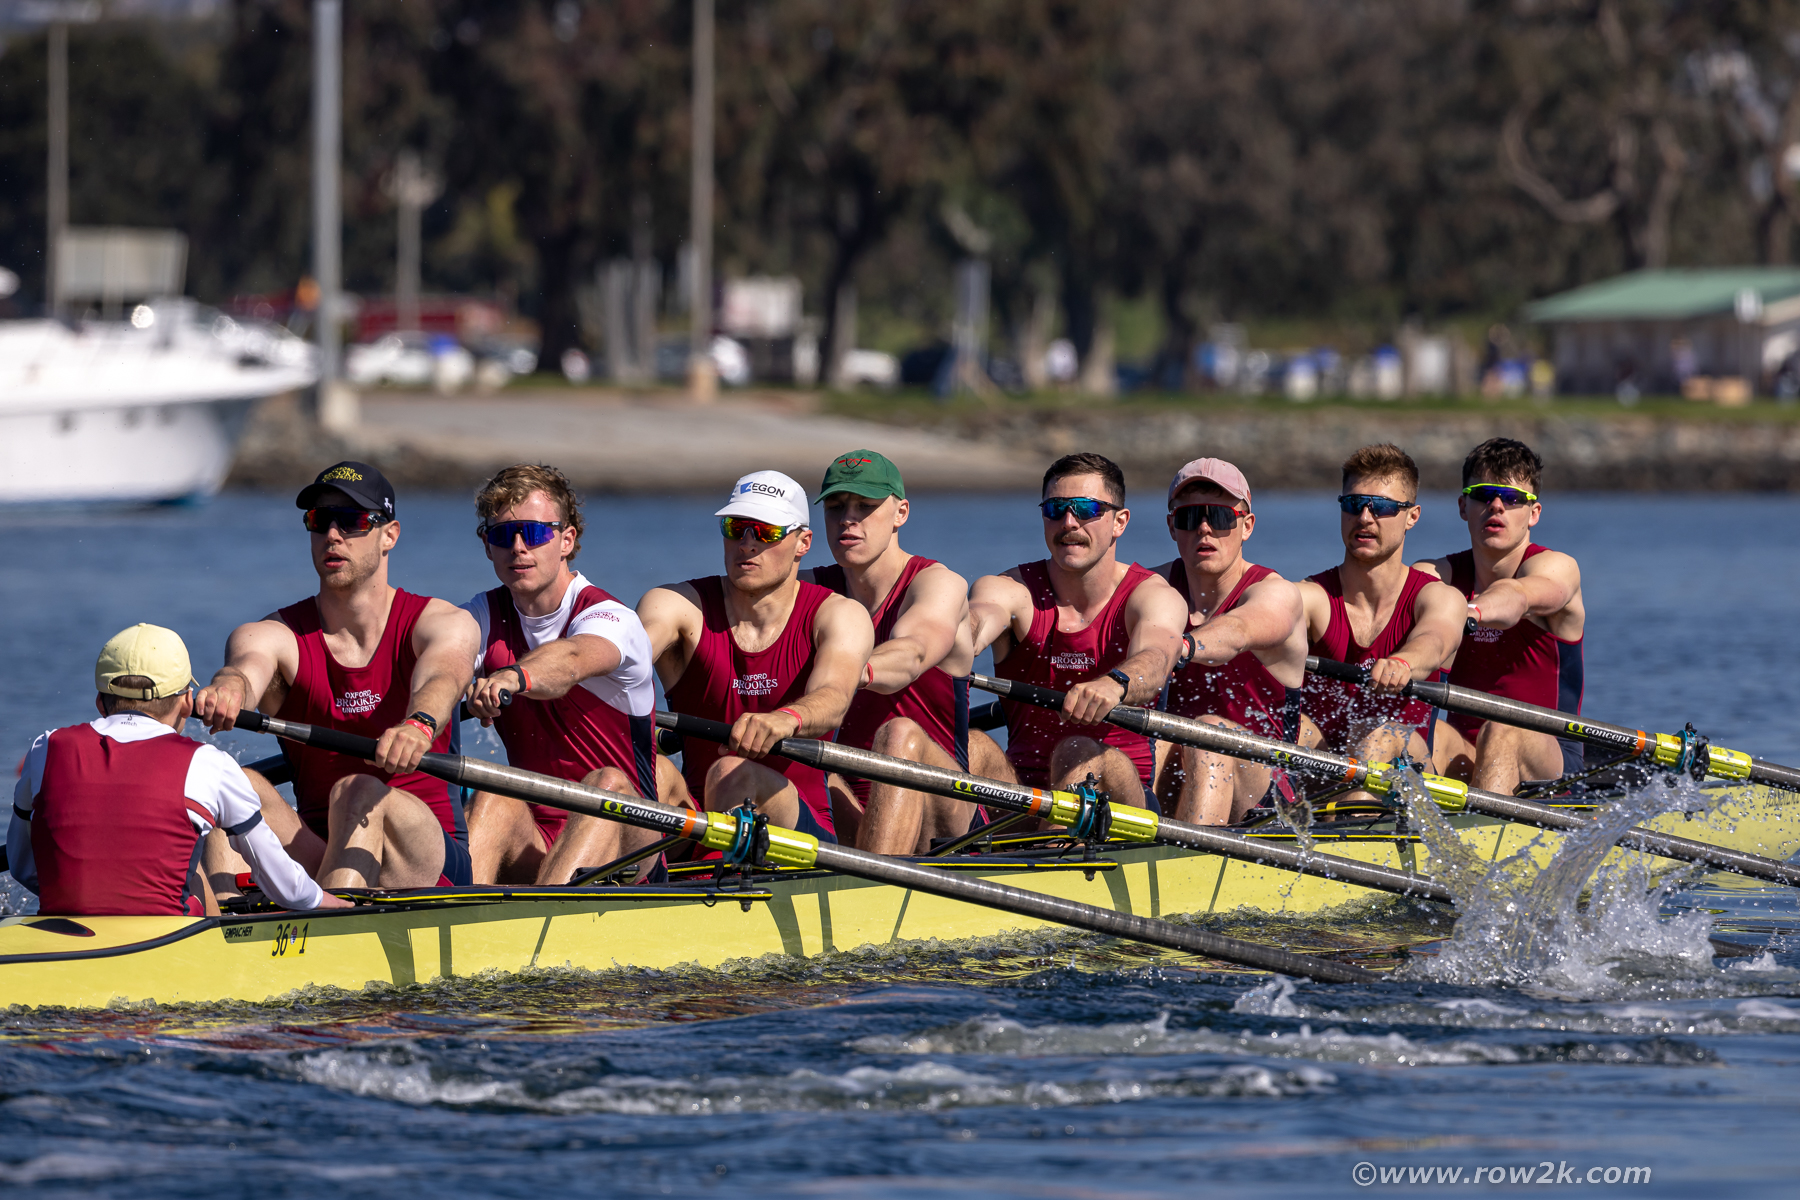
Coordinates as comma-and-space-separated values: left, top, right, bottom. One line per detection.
475, 464, 586, 561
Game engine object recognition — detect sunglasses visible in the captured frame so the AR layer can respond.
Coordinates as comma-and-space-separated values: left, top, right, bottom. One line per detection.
478, 519, 566, 548
1461, 483, 1537, 508
1337, 494, 1416, 519
721, 516, 804, 543
303, 507, 389, 534
1171, 503, 1247, 532
1039, 496, 1120, 522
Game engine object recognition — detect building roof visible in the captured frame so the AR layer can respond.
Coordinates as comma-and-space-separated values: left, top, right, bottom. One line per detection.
1524, 267, 1800, 323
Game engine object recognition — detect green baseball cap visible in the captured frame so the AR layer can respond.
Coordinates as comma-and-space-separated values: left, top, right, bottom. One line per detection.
816, 449, 906, 503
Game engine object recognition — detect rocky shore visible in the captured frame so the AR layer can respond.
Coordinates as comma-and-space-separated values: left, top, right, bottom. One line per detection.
228, 388, 1800, 495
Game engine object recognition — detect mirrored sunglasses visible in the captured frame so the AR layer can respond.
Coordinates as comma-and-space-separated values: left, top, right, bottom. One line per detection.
721, 516, 803, 543
1039, 496, 1118, 522
1337, 494, 1416, 518
303, 507, 388, 534
1461, 483, 1537, 508
478, 519, 566, 548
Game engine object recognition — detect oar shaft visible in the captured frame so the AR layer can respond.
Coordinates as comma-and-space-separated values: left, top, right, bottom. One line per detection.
234, 709, 1375, 983
971, 673, 1800, 889
1306, 655, 1800, 791
655, 711, 1451, 903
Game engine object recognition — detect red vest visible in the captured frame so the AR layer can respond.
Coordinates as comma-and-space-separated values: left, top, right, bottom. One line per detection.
1303, 565, 1437, 748
1442, 545, 1584, 739
481, 583, 656, 842
31, 724, 209, 916
274, 589, 461, 842
662, 576, 838, 839
814, 556, 970, 802
996, 560, 1156, 788
1163, 563, 1297, 741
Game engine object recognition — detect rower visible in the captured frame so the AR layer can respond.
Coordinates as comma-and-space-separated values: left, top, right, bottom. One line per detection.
1150, 458, 1310, 825
7, 624, 345, 916
802, 449, 1004, 854
968, 452, 1187, 809
1415, 437, 1585, 791
631, 470, 873, 840
195, 462, 480, 891
460, 464, 666, 885
1298, 443, 1465, 786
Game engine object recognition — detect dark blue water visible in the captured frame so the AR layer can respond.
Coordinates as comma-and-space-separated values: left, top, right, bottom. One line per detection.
3, 491, 1798, 1196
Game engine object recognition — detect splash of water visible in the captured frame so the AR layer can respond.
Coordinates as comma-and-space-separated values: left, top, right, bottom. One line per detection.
1395, 768, 1719, 995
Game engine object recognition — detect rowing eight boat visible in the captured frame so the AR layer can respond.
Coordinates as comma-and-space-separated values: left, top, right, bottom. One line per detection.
3, 782, 1792, 1008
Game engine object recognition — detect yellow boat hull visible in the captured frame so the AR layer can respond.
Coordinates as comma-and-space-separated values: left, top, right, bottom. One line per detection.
2, 784, 1793, 1008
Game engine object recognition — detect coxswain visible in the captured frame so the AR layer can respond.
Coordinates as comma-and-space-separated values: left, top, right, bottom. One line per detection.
630, 470, 874, 839
460, 464, 664, 884
195, 462, 480, 890
968, 452, 1187, 808
1298, 444, 1465, 783
1416, 437, 1585, 791
1150, 458, 1311, 825
7, 624, 345, 916
803, 450, 1002, 853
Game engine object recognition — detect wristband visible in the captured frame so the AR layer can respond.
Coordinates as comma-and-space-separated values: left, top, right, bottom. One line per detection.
1106, 667, 1133, 694
406, 709, 438, 734
402, 718, 435, 738
1176, 632, 1198, 670
776, 706, 803, 728
1467, 604, 1481, 625
863, 661, 875, 689
504, 663, 532, 694
1388, 656, 1411, 674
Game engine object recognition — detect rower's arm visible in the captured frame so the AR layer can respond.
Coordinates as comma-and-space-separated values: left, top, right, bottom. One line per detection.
1062, 574, 1186, 725
1471, 550, 1581, 628
967, 571, 1032, 660
1295, 577, 1331, 643
638, 583, 704, 689
195, 616, 296, 733
868, 564, 969, 693
1369, 580, 1466, 694
726, 594, 874, 759
471, 635, 622, 718
373, 600, 479, 775
7, 739, 47, 893
1185, 575, 1304, 666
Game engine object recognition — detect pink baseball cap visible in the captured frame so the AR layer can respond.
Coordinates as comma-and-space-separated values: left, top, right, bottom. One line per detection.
1167, 457, 1252, 509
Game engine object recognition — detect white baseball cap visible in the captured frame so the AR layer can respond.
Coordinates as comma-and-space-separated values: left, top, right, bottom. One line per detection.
715, 470, 810, 528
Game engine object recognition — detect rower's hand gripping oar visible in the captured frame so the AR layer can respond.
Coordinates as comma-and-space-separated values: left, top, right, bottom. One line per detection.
969, 673, 1800, 889
656, 710, 1452, 904
230, 708, 1377, 984
1304, 655, 1799, 792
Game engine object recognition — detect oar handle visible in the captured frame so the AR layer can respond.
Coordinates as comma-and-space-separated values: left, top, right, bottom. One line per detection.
966, 674, 1154, 735
655, 709, 733, 744
235, 708, 374, 756
1304, 656, 1385, 689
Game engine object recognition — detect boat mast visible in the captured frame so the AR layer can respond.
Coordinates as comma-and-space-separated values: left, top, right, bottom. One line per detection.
314, 0, 355, 430
46, 20, 68, 318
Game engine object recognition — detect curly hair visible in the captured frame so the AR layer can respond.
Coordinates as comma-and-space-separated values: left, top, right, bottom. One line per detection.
1461, 437, 1542, 493
475, 463, 586, 562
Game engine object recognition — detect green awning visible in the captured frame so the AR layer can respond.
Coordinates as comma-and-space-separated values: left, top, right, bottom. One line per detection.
1524, 268, 1800, 322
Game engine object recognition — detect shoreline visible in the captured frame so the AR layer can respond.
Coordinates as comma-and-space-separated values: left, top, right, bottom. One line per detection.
228, 387, 1800, 494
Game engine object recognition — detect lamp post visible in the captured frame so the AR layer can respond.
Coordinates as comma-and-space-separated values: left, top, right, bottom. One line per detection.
686, 0, 716, 401
314, 0, 356, 432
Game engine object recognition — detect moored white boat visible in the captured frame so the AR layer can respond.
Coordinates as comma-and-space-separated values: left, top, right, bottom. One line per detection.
0, 300, 316, 505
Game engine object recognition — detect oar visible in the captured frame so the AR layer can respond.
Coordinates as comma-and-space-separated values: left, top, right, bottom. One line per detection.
656, 710, 1452, 904
229, 709, 1376, 984
968, 673, 1800, 889
1306, 656, 1800, 792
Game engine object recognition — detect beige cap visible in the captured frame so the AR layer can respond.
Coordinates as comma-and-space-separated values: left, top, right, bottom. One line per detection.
1167, 457, 1252, 509
94, 623, 196, 699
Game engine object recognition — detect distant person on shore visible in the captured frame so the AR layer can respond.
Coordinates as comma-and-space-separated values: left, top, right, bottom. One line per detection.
626, 470, 873, 841
196, 462, 480, 892
8, 624, 344, 916
460, 463, 667, 885
1415, 438, 1585, 792
967, 452, 1187, 810
1149, 458, 1312, 826
802, 449, 1005, 853
1298, 444, 1464, 793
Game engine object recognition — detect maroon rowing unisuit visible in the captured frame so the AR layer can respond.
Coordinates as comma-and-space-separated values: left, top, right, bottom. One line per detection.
1442, 544, 1585, 775
30, 724, 209, 916
814, 556, 970, 803
1303, 566, 1437, 749
662, 576, 838, 839
274, 589, 460, 840
996, 560, 1156, 788
480, 583, 657, 848
1162, 563, 1297, 741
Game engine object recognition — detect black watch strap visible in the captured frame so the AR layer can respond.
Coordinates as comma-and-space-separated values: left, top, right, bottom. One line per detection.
407, 709, 439, 735
1106, 668, 1132, 694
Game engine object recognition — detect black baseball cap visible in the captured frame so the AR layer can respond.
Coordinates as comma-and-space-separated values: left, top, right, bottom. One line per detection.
295, 461, 397, 519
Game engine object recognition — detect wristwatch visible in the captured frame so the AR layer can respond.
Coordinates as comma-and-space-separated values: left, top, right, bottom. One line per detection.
1106, 668, 1132, 696
406, 710, 439, 735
